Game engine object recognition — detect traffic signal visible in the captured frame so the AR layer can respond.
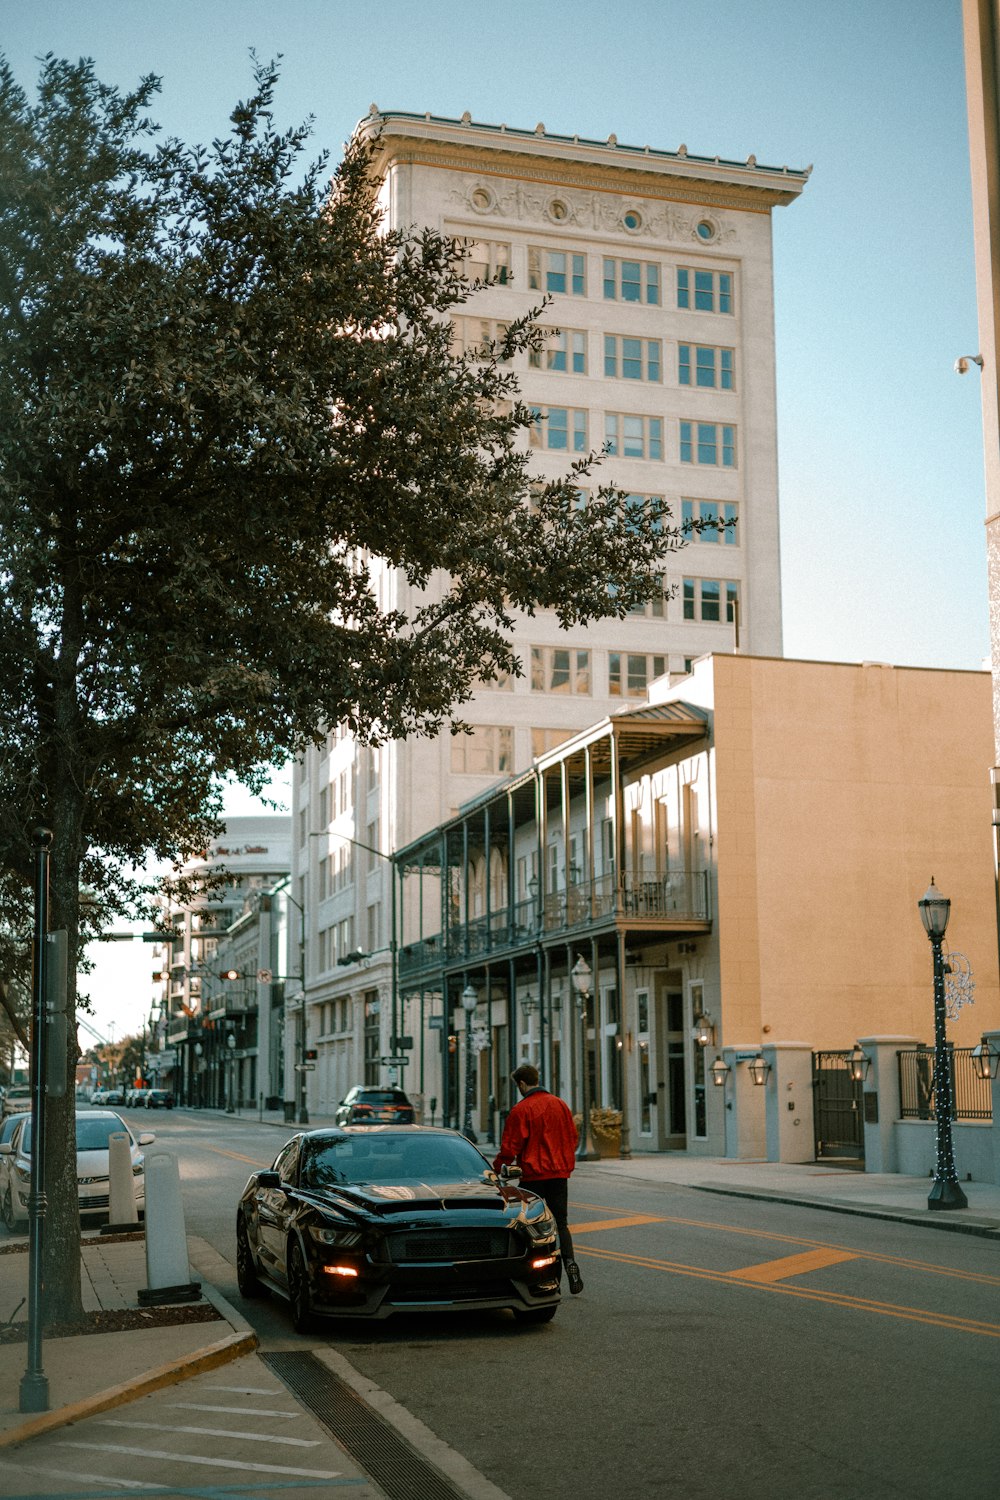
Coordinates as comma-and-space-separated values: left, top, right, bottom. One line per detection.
220, 969, 241, 981
304, 1048, 318, 1060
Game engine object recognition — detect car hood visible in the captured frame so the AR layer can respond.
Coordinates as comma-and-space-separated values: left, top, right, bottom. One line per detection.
296, 1179, 525, 1218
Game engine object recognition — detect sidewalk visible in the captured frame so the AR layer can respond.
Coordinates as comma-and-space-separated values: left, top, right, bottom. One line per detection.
0, 1231, 258, 1449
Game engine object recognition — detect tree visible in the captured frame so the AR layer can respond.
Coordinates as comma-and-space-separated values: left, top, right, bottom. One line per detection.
0, 55, 689, 1318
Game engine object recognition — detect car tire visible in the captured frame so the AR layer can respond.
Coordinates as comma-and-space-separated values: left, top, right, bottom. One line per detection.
287, 1239, 313, 1335
513, 1304, 558, 1325
236, 1215, 266, 1299
2, 1186, 17, 1232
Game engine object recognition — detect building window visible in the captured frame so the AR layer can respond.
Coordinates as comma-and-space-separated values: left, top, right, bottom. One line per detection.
528, 246, 586, 296
605, 413, 663, 461
530, 327, 587, 374
677, 267, 733, 314
604, 335, 662, 382
530, 647, 591, 695
680, 421, 736, 467
460, 239, 511, 284
531, 727, 575, 757
608, 653, 667, 698
682, 499, 738, 544
683, 577, 740, 624
678, 344, 735, 390
318, 857, 329, 902
451, 726, 514, 775
603, 257, 660, 304
451, 316, 510, 360
530, 406, 587, 453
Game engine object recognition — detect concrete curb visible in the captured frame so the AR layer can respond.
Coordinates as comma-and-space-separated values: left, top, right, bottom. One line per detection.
687, 1183, 1000, 1239
0, 1329, 257, 1451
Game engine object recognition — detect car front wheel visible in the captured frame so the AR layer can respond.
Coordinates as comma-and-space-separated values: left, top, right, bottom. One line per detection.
236, 1215, 266, 1298
287, 1239, 313, 1335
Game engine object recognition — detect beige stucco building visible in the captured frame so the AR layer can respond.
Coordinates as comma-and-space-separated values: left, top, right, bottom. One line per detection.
394, 653, 999, 1168
290, 112, 809, 1116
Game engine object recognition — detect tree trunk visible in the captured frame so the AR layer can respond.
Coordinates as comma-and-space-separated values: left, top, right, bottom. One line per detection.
40, 770, 85, 1323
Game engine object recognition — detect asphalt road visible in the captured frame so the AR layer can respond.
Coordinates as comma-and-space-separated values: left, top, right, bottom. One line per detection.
139, 1110, 1000, 1500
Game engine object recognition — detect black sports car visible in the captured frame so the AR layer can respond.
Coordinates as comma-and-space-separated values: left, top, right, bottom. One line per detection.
235, 1126, 562, 1328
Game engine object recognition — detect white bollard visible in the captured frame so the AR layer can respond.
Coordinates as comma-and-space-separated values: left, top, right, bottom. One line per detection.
107, 1132, 138, 1226
140, 1151, 201, 1304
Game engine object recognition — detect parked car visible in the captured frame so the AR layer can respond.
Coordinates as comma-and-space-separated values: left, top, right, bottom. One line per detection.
129, 1088, 151, 1108
333, 1086, 415, 1126
0, 1112, 28, 1231
235, 1125, 561, 1329
2, 1085, 32, 1119
0, 1109, 154, 1229
102, 1089, 125, 1106
145, 1089, 174, 1109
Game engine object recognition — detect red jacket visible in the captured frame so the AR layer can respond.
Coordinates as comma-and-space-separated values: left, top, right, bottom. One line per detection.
492, 1088, 577, 1181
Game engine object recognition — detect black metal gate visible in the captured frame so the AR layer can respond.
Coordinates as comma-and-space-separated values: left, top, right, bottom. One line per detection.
812, 1051, 865, 1163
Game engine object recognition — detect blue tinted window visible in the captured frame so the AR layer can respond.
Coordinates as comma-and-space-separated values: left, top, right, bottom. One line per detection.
677, 268, 690, 308
697, 424, 717, 464
696, 347, 716, 387
680, 420, 693, 463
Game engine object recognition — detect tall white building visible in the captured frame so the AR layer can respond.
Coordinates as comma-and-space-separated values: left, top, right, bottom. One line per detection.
291, 111, 808, 1117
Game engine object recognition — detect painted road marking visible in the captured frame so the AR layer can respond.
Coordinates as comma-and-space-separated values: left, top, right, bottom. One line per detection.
569, 1214, 666, 1235
170, 1400, 302, 1418
728, 1247, 858, 1282
572, 1200, 1000, 1287
97, 1418, 321, 1446
198, 1144, 263, 1166
577, 1243, 1000, 1339
55, 1440, 345, 1478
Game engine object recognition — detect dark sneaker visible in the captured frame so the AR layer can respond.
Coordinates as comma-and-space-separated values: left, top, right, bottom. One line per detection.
566, 1260, 584, 1296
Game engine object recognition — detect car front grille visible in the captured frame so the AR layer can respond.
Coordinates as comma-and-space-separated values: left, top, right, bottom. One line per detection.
388, 1229, 512, 1263
79, 1192, 110, 1209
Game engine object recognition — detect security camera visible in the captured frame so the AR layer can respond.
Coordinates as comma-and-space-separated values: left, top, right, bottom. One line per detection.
955, 354, 984, 375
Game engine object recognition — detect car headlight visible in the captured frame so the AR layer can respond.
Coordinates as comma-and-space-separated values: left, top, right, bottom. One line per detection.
525, 1206, 557, 1239
14, 1164, 31, 1183
308, 1225, 362, 1248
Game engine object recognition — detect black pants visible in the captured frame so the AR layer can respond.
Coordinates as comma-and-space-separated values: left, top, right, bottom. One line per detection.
523, 1176, 575, 1264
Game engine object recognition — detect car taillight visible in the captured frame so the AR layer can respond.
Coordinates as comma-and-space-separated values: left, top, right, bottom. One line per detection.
353, 1104, 372, 1115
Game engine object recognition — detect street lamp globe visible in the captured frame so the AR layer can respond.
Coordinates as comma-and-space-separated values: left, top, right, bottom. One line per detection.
462, 985, 478, 1013
917, 879, 950, 941
571, 956, 592, 1005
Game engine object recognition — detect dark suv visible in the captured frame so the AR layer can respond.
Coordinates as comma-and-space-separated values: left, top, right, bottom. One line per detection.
146, 1088, 174, 1109
334, 1086, 415, 1126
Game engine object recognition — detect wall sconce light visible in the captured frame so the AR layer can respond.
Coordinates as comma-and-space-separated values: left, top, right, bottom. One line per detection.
846, 1043, 871, 1083
747, 1056, 770, 1086
971, 1036, 1000, 1080
711, 1057, 730, 1087
692, 1012, 715, 1048
521, 992, 537, 1017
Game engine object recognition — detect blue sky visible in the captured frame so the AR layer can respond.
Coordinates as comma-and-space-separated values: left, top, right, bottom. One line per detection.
3, 0, 986, 1041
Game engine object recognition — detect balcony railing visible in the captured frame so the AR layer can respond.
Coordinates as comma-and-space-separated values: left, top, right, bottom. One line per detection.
399, 870, 709, 975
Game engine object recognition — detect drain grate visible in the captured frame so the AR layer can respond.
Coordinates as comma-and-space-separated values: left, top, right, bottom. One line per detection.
262, 1349, 471, 1500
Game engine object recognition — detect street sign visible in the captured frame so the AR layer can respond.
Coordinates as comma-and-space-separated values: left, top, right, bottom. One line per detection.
294, 1062, 316, 1072
381, 1055, 409, 1067
428, 1016, 445, 1031
391, 1035, 414, 1050
257, 968, 273, 983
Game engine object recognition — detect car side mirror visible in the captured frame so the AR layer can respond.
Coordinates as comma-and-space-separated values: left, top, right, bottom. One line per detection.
0, 1143, 11, 1156
256, 1169, 281, 1189
500, 1163, 522, 1186
137, 1132, 155, 1146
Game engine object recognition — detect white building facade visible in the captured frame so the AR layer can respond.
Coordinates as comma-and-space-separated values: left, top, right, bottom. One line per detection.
291, 112, 808, 1120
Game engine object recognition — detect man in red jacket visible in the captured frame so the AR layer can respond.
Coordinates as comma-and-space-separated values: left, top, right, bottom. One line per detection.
493, 1063, 584, 1295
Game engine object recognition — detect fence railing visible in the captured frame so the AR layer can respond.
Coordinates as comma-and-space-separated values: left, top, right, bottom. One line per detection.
898, 1047, 993, 1122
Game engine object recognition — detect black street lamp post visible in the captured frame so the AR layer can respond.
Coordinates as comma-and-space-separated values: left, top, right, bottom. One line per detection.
918, 879, 968, 1211
461, 985, 478, 1142
571, 956, 600, 1161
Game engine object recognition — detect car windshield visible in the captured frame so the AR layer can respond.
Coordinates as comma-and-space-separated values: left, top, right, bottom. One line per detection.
300, 1133, 489, 1187
19, 1117, 131, 1154
353, 1092, 406, 1105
